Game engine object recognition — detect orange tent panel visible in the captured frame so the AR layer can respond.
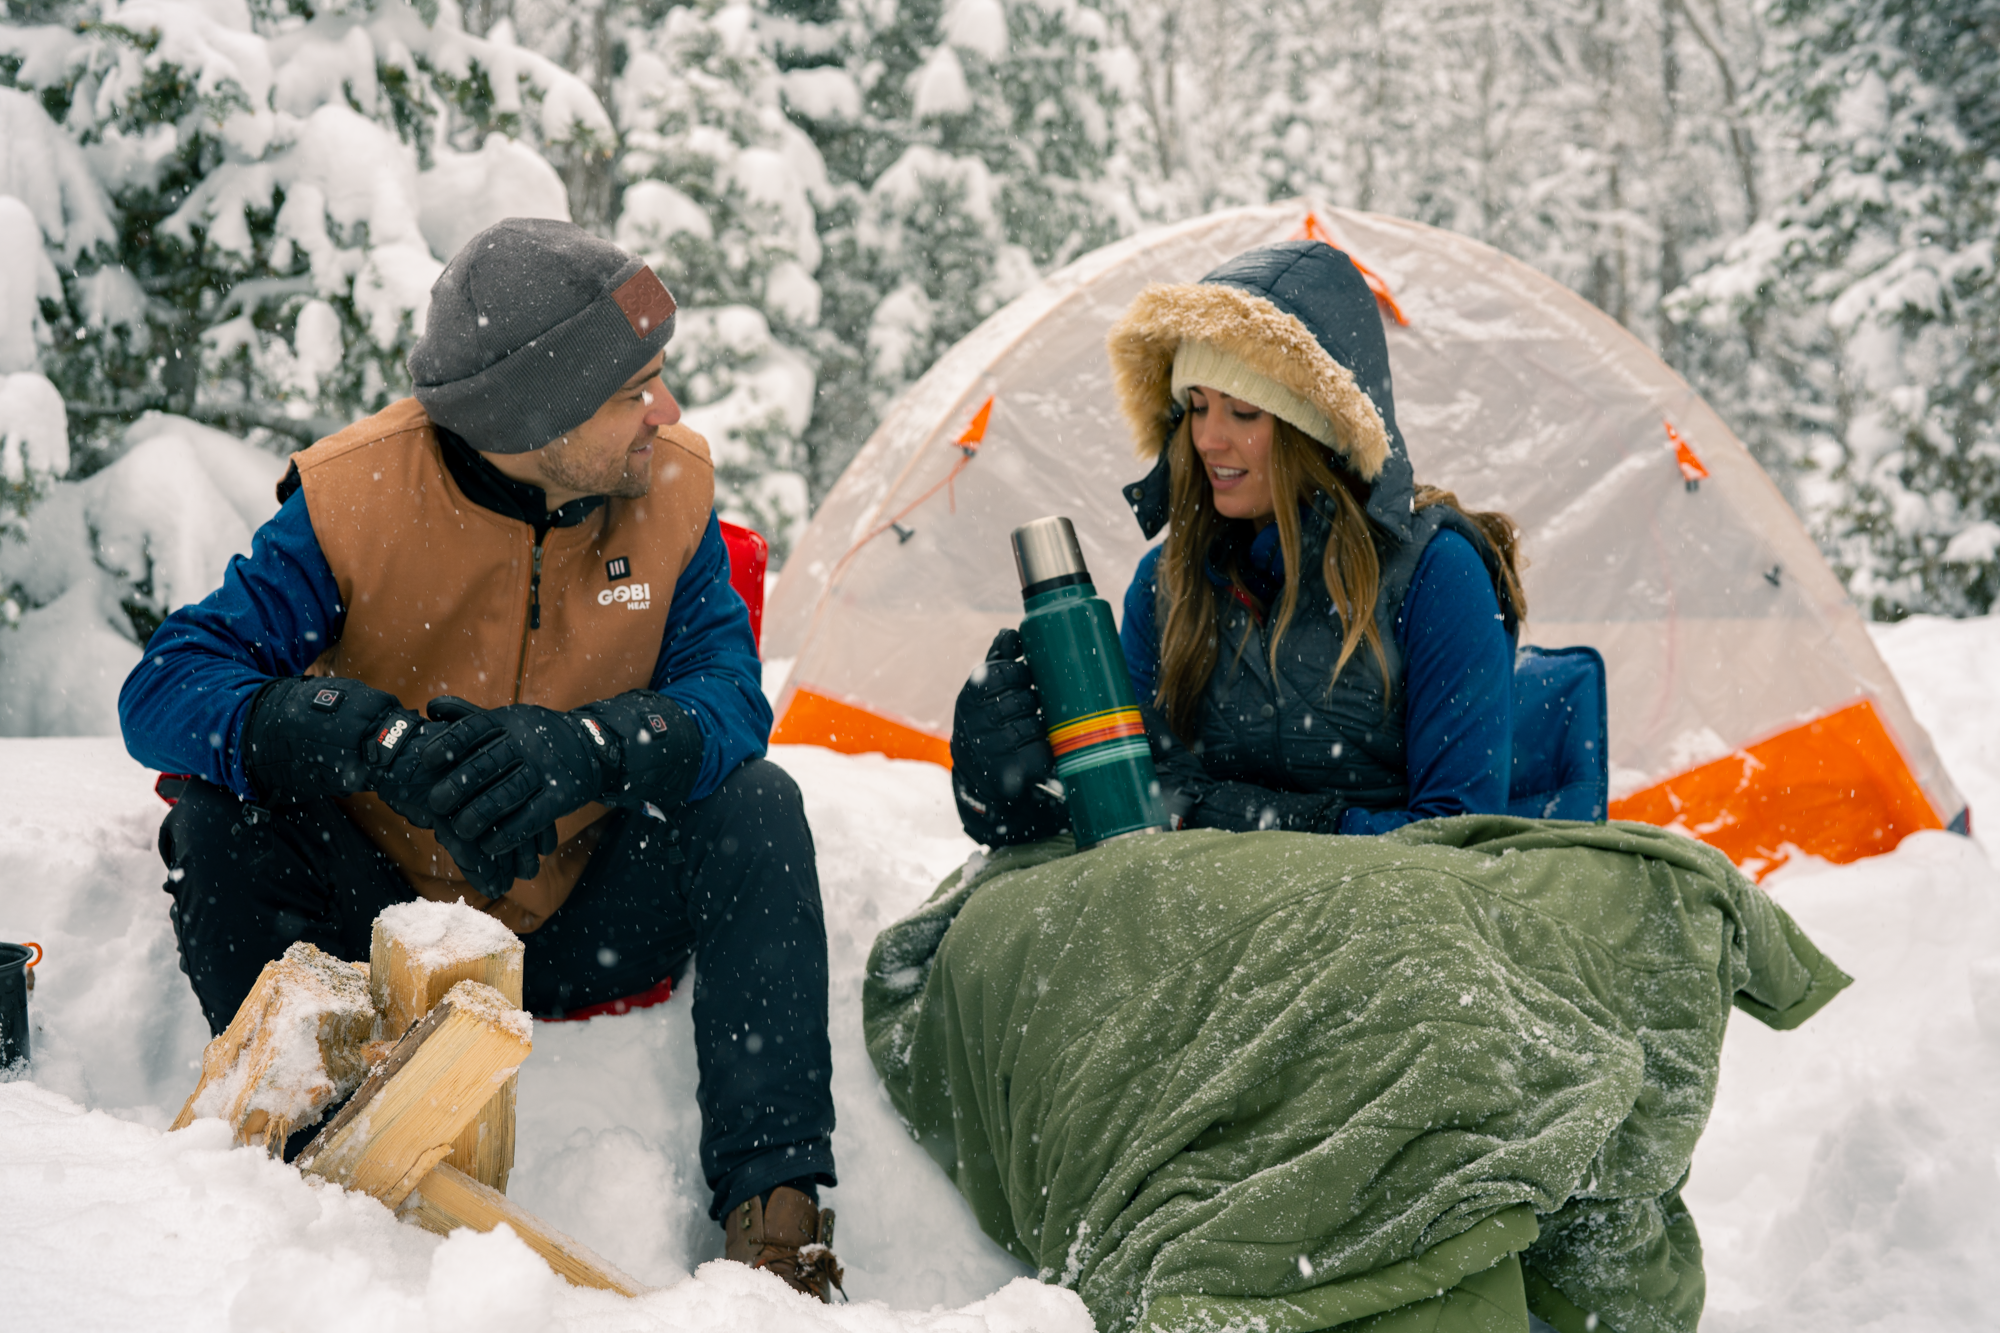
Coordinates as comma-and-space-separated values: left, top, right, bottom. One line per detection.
1608, 699, 1944, 879
772, 688, 953, 767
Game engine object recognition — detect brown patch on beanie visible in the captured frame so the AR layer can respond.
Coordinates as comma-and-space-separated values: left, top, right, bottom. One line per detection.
613, 268, 677, 337
1106, 281, 1390, 480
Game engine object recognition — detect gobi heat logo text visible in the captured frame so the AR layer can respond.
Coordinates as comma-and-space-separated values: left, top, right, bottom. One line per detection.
599, 582, 652, 610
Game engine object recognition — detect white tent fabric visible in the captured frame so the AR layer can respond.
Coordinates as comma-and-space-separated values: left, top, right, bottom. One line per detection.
766, 202, 1963, 872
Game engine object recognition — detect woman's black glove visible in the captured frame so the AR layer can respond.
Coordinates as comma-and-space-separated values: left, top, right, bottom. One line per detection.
421, 691, 704, 859
950, 628, 1070, 847
1141, 702, 1348, 834
242, 676, 430, 807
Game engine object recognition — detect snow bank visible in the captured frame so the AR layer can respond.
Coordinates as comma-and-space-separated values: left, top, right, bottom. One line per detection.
3, 617, 2000, 1328
1870, 614, 2000, 827
1678, 613, 2000, 1329
0, 739, 1069, 1326
0, 1084, 1080, 1333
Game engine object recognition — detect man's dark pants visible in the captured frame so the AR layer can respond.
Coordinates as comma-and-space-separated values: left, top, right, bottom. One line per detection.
159, 758, 835, 1220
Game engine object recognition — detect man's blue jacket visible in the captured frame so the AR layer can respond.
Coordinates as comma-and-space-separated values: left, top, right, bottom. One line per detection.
120, 482, 769, 804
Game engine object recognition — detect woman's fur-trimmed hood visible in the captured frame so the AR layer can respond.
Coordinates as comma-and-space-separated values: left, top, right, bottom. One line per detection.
1109, 240, 1418, 540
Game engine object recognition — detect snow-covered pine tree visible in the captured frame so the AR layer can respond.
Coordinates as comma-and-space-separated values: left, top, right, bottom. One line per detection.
1677, 0, 2000, 618
1, 0, 608, 460
0, 0, 609, 729
771, 0, 1124, 496
612, 0, 827, 556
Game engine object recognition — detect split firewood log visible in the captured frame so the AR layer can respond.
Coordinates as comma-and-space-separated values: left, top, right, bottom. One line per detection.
369, 903, 526, 1191
170, 941, 381, 1155
294, 979, 529, 1210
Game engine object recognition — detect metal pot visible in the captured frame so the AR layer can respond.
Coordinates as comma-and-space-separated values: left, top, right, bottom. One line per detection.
0, 941, 41, 1068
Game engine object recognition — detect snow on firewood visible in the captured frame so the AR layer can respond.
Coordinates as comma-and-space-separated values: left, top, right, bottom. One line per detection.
179, 941, 377, 1152
376, 900, 523, 975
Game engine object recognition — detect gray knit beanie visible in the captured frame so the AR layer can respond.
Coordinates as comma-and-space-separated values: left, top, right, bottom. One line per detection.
410, 218, 677, 454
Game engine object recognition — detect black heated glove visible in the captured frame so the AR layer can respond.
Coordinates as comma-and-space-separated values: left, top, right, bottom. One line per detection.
574, 689, 704, 812
950, 629, 1070, 847
242, 676, 429, 807
422, 691, 703, 861
1141, 702, 1348, 834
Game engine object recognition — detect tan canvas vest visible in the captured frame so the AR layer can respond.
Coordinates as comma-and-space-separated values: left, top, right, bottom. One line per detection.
292, 398, 715, 933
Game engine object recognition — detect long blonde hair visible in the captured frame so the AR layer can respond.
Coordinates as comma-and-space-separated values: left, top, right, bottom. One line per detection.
1152, 415, 1527, 738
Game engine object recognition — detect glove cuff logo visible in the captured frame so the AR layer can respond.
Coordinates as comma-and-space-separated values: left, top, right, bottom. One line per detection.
580, 717, 610, 749
376, 717, 409, 751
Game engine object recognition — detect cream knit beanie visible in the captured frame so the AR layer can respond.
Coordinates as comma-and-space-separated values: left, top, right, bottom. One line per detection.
1170, 339, 1338, 448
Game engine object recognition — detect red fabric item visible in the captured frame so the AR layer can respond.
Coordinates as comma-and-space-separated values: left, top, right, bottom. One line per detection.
537, 973, 674, 1023
1229, 584, 1265, 623
720, 521, 768, 648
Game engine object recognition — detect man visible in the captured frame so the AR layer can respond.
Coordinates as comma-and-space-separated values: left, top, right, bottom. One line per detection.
119, 219, 842, 1300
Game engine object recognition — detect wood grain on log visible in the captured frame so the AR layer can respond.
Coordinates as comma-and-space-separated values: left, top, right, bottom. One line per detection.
371, 913, 525, 1191
369, 915, 524, 1040
296, 980, 530, 1209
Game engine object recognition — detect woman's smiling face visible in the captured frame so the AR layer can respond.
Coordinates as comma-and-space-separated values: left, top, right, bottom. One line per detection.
1188, 386, 1277, 525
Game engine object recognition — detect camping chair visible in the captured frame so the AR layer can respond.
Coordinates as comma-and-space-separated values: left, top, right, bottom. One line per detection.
1507, 645, 1609, 821
153, 521, 771, 1023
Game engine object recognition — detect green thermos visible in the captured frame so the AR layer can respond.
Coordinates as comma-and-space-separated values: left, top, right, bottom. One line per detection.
1010, 516, 1169, 848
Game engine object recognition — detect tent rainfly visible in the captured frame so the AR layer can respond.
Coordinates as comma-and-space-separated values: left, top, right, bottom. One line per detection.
764, 202, 1967, 878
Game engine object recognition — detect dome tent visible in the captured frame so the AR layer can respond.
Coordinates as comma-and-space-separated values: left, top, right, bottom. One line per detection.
765, 202, 1966, 877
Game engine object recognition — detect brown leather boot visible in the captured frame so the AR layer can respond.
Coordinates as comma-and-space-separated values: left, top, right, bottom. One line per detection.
723, 1185, 845, 1303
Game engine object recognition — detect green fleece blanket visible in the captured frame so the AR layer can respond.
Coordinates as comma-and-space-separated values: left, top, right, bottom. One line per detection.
862, 817, 1849, 1333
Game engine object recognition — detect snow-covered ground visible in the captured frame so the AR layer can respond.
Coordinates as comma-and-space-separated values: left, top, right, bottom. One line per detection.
4, 615, 2000, 1330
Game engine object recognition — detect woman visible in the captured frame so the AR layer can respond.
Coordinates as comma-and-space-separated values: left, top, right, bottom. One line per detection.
951, 239, 1528, 846
887, 241, 1841, 1333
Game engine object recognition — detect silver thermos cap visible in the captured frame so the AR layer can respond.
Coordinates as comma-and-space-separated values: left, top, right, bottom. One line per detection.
1011, 516, 1090, 590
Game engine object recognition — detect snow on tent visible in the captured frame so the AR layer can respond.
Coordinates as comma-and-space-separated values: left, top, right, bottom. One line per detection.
765, 202, 1967, 877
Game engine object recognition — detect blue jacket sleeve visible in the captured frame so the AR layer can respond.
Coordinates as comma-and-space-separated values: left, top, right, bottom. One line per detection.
1339, 529, 1513, 834
118, 493, 346, 800
1120, 545, 1164, 705
649, 514, 771, 801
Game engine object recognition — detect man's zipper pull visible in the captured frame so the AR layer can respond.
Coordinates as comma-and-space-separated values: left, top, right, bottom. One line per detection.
529, 543, 544, 631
